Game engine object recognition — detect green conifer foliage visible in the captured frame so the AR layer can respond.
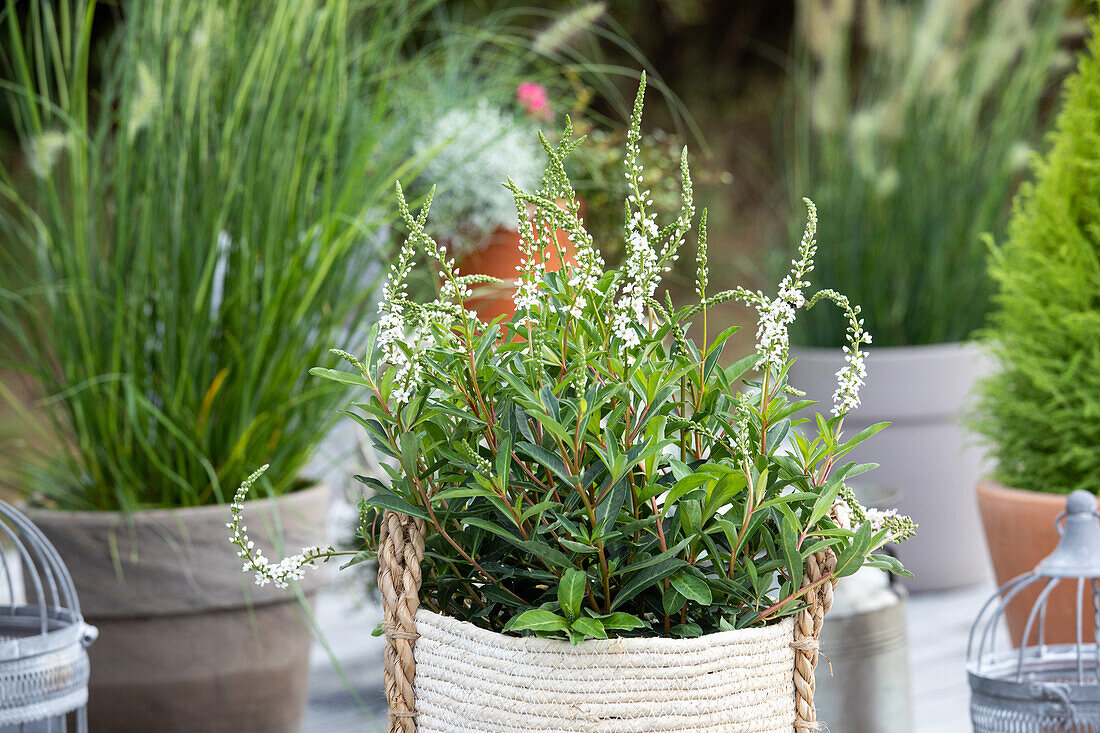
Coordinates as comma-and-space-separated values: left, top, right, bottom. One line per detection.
973, 18, 1100, 495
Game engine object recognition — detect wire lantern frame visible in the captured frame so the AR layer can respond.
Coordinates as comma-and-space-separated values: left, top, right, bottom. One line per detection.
968, 490, 1100, 731
0, 499, 96, 732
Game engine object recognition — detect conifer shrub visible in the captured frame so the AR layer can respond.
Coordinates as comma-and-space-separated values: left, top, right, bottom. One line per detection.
972, 17, 1100, 495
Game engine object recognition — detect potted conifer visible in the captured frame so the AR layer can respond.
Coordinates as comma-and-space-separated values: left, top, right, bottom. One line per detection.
233, 76, 915, 732
971, 15, 1100, 645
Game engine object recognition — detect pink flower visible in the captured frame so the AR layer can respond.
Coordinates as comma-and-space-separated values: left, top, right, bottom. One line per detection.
517, 82, 552, 121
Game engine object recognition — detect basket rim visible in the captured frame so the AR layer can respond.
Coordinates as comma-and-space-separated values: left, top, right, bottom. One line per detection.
415, 608, 796, 654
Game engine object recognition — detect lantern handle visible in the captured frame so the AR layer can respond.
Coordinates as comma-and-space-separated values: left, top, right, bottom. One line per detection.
1054, 506, 1100, 536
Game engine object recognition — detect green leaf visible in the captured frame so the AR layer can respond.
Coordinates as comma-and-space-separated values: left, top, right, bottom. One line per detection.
309, 367, 370, 387
516, 441, 574, 486
398, 432, 420, 470
838, 422, 890, 455
611, 557, 686, 610
670, 622, 702, 638
557, 538, 599, 554
520, 500, 558, 523
361, 493, 429, 520
474, 323, 500, 367
704, 472, 747, 520
570, 616, 607, 639
663, 586, 687, 615
594, 612, 647, 631
704, 324, 741, 358
595, 474, 630, 529
807, 478, 846, 528
865, 553, 914, 578
678, 499, 702, 536
724, 353, 759, 383
833, 522, 873, 578
670, 571, 713, 606
757, 491, 818, 511
539, 384, 561, 421
494, 430, 513, 480
780, 517, 803, 590
764, 419, 792, 454
613, 537, 693, 577
664, 473, 712, 511
557, 568, 586, 622
432, 486, 498, 502
844, 462, 879, 480
460, 517, 524, 545
503, 609, 569, 633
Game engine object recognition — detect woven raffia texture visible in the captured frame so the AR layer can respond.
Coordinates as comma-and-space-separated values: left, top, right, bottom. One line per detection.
414, 610, 795, 733
380, 510, 837, 732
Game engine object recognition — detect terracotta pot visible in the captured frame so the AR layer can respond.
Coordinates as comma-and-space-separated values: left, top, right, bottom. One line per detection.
27, 485, 330, 733
454, 220, 576, 323
788, 342, 993, 591
976, 478, 1098, 646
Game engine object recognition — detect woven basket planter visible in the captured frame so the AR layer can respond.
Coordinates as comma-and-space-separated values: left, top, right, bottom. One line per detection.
378, 511, 838, 732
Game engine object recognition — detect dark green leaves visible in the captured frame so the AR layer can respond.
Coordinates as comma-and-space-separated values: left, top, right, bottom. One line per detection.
612, 558, 686, 610
670, 571, 712, 606
327, 84, 914, 645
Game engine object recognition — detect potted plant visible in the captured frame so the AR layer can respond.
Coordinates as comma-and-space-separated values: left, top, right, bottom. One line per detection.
781, 0, 1068, 590
0, 1, 460, 730
971, 16, 1100, 645
411, 90, 573, 323
233, 76, 915, 731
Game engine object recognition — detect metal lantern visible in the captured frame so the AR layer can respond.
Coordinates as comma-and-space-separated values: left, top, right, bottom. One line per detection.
0, 499, 96, 732
968, 490, 1100, 731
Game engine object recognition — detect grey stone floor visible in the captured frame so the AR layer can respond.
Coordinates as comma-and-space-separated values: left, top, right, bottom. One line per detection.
302, 580, 992, 733
304, 586, 388, 733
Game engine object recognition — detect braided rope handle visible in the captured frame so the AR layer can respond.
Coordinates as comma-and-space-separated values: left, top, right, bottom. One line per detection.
378, 511, 425, 733
379, 510, 836, 732
792, 550, 839, 732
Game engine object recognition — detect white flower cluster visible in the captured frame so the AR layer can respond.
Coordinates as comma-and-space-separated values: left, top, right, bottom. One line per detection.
740, 198, 819, 374
377, 224, 425, 405
509, 125, 606, 327
374, 184, 475, 404
837, 484, 917, 544
614, 205, 661, 348
415, 100, 543, 250
564, 199, 605, 309
612, 74, 694, 350
829, 294, 871, 416
512, 198, 551, 322
734, 198, 874, 417
227, 465, 336, 589
751, 296, 797, 374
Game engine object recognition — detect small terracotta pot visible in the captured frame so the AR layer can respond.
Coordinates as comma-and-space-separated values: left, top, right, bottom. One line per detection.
976, 478, 1099, 645
453, 215, 576, 323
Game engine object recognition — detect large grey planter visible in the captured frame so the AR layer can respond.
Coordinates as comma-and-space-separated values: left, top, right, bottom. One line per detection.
789, 342, 991, 591
27, 484, 330, 733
